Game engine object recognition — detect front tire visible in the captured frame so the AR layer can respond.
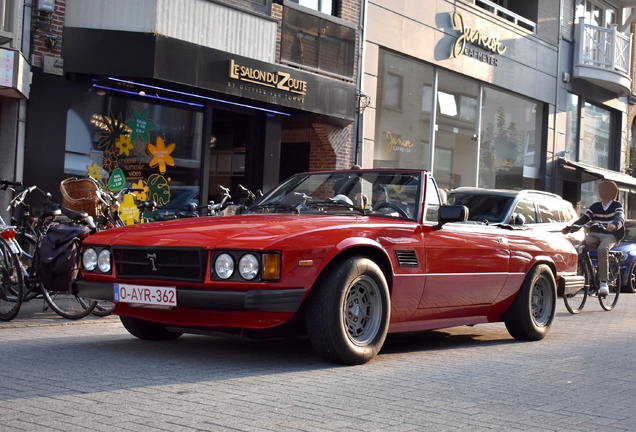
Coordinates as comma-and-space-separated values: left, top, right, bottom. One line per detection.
120, 316, 183, 340
305, 256, 390, 365
504, 264, 556, 340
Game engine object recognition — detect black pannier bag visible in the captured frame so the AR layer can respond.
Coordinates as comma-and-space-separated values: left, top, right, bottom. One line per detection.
37, 224, 90, 292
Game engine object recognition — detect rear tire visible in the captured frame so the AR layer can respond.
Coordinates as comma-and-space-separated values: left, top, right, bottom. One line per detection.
0, 240, 24, 321
120, 316, 183, 340
504, 264, 556, 340
305, 256, 390, 365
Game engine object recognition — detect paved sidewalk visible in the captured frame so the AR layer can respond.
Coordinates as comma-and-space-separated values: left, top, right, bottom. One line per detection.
0, 296, 120, 329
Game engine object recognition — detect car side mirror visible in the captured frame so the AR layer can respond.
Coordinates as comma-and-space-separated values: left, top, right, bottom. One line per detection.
434, 205, 468, 230
512, 213, 525, 225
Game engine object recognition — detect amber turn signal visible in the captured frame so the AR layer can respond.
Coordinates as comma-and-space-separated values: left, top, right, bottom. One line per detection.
261, 253, 281, 280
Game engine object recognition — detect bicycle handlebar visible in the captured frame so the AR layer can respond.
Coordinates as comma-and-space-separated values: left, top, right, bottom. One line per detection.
0, 179, 22, 190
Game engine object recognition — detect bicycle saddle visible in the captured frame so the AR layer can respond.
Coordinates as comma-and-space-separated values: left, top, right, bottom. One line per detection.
60, 206, 89, 222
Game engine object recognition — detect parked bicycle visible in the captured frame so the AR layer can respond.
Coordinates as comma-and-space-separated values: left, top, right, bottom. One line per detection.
563, 222, 622, 314
0, 179, 24, 321
7, 182, 98, 319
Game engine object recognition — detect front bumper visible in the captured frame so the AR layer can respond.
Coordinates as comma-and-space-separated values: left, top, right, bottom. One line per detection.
72, 279, 306, 313
559, 274, 586, 296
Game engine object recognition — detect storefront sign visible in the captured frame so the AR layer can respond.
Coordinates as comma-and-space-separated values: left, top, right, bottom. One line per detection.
450, 11, 506, 66
229, 59, 308, 96
385, 132, 413, 154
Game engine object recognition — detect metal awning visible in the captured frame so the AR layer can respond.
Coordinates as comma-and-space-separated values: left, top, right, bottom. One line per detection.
558, 158, 636, 189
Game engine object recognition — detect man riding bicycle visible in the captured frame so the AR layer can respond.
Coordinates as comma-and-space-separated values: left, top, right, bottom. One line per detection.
562, 180, 625, 296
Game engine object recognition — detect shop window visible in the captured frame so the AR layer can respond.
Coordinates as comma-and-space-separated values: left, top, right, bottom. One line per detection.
582, 102, 612, 169
479, 87, 541, 189
64, 96, 203, 224
373, 50, 434, 170
434, 70, 479, 190
384, 73, 403, 109
280, 3, 355, 79
474, 0, 537, 32
373, 49, 544, 191
564, 93, 580, 159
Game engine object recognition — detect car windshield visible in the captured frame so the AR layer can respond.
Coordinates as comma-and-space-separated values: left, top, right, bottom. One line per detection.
246, 171, 421, 220
446, 192, 514, 224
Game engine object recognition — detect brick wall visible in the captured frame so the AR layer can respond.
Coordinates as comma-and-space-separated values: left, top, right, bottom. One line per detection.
31, 0, 65, 68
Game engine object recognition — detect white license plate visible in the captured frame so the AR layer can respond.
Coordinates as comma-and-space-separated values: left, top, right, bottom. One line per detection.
114, 284, 177, 306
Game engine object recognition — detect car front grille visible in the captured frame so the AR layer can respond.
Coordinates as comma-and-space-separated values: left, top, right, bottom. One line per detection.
113, 246, 206, 282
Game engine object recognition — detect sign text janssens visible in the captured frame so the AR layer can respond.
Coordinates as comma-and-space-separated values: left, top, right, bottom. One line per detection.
450, 11, 507, 65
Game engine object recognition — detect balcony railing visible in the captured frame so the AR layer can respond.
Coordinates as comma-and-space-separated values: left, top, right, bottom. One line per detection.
573, 18, 632, 96
474, 0, 536, 33
577, 20, 631, 74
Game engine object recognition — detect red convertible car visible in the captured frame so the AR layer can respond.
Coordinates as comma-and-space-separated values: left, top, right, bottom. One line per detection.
74, 169, 582, 365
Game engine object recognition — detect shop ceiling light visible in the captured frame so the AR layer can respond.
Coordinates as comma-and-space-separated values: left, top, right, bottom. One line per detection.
106, 77, 291, 116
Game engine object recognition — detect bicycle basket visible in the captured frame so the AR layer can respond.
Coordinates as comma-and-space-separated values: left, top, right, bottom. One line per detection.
59, 178, 100, 218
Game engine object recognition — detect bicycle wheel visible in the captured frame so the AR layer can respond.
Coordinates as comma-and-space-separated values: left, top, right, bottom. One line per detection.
0, 239, 24, 321
78, 297, 114, 317
92, 300, 115, 316
563, 255, 589, 314
599, 254, 620, 311
42, 287, 97, 319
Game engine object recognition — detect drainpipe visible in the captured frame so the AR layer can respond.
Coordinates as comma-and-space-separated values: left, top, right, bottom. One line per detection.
550, 0, 564, 194
353, 0, 367, 167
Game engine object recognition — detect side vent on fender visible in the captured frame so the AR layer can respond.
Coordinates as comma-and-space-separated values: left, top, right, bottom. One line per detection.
395, 250, 418, 267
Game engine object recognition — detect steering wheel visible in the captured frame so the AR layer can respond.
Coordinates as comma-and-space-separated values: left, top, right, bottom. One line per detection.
373, 202, 409, 218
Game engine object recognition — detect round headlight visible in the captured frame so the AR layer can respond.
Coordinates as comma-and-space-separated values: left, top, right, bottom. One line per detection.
82, 248, 97, 271
239, 254, 259, 280
98, 249, 111, 273
215, 253, 234, 279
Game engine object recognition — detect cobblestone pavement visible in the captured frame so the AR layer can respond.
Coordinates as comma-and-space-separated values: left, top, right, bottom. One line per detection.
1, 293, 636, 431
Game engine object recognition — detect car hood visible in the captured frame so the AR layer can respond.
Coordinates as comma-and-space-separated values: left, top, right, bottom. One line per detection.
84, 214, 387, 250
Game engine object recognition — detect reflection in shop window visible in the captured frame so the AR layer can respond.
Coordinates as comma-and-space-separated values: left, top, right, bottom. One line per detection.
384, 73, 403, 109
479, 87, 541, 189
565, 93, 579, 158
582, 102, 611, 169
437, 92, 458, 117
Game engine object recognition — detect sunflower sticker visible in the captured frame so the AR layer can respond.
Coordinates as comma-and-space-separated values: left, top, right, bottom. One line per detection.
147, 137, 175, 174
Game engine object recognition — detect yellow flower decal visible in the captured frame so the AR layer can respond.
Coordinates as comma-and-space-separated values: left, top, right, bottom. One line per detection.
147, 137, 175, 174
118, 194, 140, 226
87, 162, 103, 180
131, 179, 148, 201
116, 134, 134, 156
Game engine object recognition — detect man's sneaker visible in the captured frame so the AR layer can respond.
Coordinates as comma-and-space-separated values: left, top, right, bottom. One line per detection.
599, 282, 609, 296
